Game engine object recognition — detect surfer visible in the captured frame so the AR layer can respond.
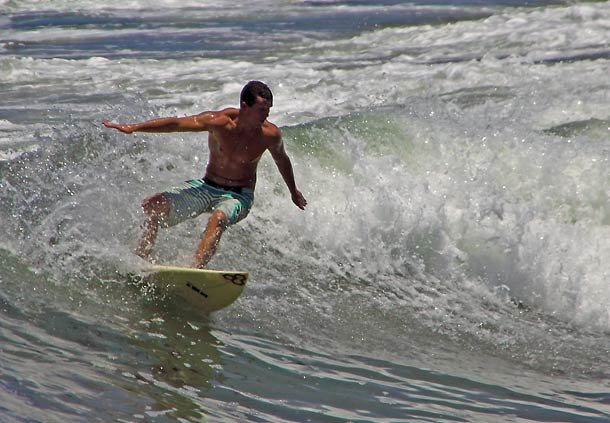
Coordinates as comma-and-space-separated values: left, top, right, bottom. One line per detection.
103, 81, 307, 268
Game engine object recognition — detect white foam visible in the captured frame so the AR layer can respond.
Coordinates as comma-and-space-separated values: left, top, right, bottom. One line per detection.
3, 0, 302, 13
3, 0, 610, 339
0, 119, 23, 130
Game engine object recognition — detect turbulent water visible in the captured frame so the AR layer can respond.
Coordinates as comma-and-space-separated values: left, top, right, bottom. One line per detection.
1, 1, 610, 421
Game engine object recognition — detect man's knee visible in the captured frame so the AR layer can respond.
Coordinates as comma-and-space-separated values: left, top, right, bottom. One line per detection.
209, 210, 229, 228
142, 193, 169, 217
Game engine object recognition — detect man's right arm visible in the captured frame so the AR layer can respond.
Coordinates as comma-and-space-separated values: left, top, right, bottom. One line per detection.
102, 110, 232, 134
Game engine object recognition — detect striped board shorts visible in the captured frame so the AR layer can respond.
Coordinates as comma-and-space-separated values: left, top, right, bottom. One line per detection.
161, 178, 254, 228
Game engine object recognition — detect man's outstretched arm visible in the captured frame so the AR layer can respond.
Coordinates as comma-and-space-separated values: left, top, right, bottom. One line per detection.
102, 110, 230, 134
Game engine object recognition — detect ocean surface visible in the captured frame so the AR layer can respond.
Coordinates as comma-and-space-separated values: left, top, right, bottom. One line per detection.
1, 0, 610, 421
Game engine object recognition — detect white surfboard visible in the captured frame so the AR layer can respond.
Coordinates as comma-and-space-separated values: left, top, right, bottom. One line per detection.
144, 264, 248, 312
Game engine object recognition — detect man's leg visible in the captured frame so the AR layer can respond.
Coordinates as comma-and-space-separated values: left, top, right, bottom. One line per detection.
193, 210, 229, 269
135, 193, 169, 260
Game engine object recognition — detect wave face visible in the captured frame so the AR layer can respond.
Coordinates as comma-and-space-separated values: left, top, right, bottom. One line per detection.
1, 1, 609, 422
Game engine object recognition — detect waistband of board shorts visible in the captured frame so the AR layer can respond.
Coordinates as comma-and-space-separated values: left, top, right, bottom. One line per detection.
203, 177, 246, 195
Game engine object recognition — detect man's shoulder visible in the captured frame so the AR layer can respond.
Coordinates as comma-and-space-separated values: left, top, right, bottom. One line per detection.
210, 107, 240, 121
262, 120, 281, 139
220, 107, 240, 117
196, 108, 238, 128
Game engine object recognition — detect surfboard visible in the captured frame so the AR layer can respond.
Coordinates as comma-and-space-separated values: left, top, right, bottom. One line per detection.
143, 264, 248, 312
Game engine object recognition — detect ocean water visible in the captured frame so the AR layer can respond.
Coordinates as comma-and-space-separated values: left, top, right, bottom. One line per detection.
1, 0, 610, 421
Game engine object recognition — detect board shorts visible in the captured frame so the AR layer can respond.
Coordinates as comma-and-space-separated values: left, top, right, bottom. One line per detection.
161, 178, 254, 228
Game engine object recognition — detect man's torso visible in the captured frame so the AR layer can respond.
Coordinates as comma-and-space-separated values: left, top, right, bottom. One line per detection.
203, 108, 278, 189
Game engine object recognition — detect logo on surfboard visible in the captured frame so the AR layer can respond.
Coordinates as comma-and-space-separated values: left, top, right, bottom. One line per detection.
222, 273, 247, 286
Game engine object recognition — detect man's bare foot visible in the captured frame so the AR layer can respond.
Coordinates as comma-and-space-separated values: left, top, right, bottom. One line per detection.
135, 246, 153, 262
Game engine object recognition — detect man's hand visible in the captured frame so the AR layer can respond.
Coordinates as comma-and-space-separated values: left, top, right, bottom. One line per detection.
292, 190, 307, 210
102, 119, 135, 134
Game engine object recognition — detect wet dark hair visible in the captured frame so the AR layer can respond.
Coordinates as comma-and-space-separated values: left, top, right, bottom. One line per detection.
240, 80, 273, 107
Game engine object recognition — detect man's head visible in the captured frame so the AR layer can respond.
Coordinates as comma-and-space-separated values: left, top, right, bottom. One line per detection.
240, 81, 273, 123
240, 80, 273, 108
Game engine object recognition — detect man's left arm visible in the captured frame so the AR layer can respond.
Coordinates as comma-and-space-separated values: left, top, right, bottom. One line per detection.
268, 134, 307, 210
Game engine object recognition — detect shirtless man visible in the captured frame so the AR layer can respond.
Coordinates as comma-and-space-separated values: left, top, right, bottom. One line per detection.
103, 81, 307, 268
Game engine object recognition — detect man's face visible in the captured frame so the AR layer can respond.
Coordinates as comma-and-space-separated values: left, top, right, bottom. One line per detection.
243, 96, 271, 123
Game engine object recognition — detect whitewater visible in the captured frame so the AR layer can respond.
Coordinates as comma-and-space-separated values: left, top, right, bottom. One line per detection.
1, 1, 609, 421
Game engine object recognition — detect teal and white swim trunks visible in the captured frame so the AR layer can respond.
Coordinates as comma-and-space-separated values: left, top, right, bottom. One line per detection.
161, 178, 254, 228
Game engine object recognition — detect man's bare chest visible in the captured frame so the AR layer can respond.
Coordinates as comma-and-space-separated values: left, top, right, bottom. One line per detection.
209, 133, 267, 163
